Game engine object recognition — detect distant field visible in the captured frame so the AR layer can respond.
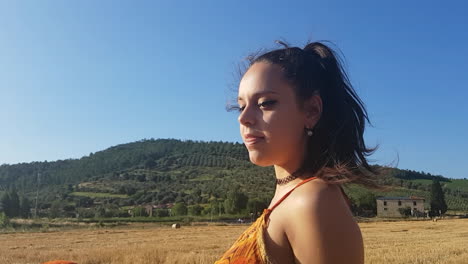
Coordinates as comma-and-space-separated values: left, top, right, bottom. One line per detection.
409, 178, 468, 191
69, 192, 128, 198
1, 219, 467, 264
188, 174, 215, 181
408, 179, 432, 184
445, 179, 468, 191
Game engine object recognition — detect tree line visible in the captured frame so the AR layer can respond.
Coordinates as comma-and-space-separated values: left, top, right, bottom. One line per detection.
0, 188, 32, 218
0, 138, 463, 221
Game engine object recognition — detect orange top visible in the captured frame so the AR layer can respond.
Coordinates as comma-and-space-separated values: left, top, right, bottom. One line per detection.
214, 177, 352, 264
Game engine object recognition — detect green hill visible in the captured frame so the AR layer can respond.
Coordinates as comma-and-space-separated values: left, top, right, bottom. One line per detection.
0, 138, 467, 219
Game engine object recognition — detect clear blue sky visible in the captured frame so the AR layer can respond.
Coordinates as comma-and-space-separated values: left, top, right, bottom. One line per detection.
1, 1, 467, 179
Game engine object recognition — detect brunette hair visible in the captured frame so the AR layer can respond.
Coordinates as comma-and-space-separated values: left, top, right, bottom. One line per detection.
228, 40, 388, 190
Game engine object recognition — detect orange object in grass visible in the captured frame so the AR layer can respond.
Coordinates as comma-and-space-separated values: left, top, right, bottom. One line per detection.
42, 261, 77, 264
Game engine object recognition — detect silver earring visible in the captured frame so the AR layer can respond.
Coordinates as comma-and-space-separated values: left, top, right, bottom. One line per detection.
306, 127, 313, 136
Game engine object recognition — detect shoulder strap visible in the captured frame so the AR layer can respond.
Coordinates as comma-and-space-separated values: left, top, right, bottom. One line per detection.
268, 176, 318, 211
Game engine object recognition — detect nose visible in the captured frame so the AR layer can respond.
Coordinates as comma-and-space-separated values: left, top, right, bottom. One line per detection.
238, 104, 256, 126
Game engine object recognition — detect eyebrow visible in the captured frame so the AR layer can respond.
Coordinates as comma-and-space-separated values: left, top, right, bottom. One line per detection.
237, 91, 278, 101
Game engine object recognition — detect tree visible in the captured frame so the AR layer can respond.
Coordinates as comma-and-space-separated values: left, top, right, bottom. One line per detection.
132, 207, 148, 217
224, 189, 249, 214
188, 204, 203, 216
172, 202, 188, 216
247, 199, 268, 216
208, 200, 223, 215
76, 196, 94, 207
0, 212, 9, 228
0, 189, 21, 218
136, 174, 146, 182
49, 200, 62, 219
0, 192, 11, 217
190, 188, 202, 204
145, 159, 157, 169
9, 189, 20, 217
155, 209, 169, 217
354, 191, 376, 216
430, 177, 447, 216
19, 196, 31, 218
94, 206, 107, 218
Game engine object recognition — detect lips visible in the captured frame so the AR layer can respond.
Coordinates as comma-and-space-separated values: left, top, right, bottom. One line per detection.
244, 134, 265, 145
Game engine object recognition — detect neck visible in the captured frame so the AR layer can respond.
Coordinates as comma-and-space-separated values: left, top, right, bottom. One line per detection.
274, 164, 305, 188
274, 143, 309, 187
274, 165, 294, 180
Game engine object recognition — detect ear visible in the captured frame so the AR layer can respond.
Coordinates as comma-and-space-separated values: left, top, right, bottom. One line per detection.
303, 92, 322, 129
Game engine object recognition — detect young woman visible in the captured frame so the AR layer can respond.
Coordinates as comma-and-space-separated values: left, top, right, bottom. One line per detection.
215, 40, 384, 264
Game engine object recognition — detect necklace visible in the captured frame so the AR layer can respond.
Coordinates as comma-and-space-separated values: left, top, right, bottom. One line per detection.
276, 173, 299, 185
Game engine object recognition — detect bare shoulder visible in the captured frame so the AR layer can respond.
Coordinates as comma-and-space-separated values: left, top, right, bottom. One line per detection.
284, 178, 364, 264
290, 178, 349, 209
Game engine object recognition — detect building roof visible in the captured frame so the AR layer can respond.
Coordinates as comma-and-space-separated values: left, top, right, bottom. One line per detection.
376, 196, 425, 200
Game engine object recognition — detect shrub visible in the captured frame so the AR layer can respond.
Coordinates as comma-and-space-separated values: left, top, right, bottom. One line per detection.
155, 209, 169, 217
133, 207, 148, 217
172, 202, 188, 216
247, 199, 268, 215
398, 206, 412, 217
188, 205, 203, 216
76, 208, 96, 218
117, 211, 131, 217
0, 212, 10, 228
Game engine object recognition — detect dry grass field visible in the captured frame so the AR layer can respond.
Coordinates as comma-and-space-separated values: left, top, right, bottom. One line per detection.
0, 218, 467, 264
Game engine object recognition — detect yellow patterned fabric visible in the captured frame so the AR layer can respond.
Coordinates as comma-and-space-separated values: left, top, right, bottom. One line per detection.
214, 176, 321, 264
214, 208, 273, 264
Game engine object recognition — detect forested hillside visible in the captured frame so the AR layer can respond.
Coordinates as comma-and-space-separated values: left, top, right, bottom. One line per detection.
1, 138, 467, 220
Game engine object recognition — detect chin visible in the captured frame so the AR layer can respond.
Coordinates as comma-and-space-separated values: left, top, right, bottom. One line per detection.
248, 152, 273, 167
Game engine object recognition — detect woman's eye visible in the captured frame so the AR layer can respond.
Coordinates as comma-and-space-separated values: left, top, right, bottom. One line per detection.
234, 100, 276, 113
258, 100, 276, 108
226, 105, 245, 112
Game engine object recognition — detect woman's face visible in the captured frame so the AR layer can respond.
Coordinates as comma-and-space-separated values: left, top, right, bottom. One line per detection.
237, 62, 310, 168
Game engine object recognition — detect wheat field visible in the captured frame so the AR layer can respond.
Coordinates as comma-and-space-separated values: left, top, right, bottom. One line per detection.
0, 219, 467, 264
